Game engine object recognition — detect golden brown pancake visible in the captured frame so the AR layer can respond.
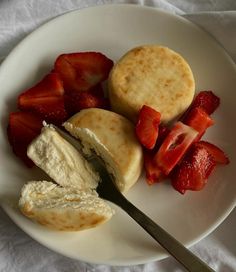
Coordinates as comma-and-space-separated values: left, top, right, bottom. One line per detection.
63, 108, 143, 192
108, 45, 195, 123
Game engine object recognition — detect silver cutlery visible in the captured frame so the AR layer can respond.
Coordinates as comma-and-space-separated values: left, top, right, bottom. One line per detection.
54, 125, 215, 272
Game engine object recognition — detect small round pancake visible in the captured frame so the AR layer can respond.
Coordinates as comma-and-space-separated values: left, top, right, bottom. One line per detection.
63, 108, 143, 192
108, 45, 195, 123
19, 181, 114, 231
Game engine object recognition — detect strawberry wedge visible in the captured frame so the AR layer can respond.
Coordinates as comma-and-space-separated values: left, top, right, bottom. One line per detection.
195, 141, 229, 164
135, 105, 161, 149
155, 124, 170, 149
7, 112, 43, 167
54, 52, 113, 93
171, 144, 216, 194
154, 122, 198, 175
143, 151, 164, 185
18, 73, 67, 124
65, 84, 109, 115
183, 107, 214, 141
182, 90, 220, 117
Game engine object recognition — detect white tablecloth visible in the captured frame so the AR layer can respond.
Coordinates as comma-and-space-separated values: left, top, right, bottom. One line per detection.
0, 1, 235, 271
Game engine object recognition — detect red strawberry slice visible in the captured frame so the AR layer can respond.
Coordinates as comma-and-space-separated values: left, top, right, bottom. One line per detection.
54, 52, 113, 93
195, 141, 229, 165
18, 73, 67, 124
143, 151, 164, 185
7, 111, 43, 167
183, 107, 214, 141
135, 105, 161, 149
154, 122, 198, 175
171, 145, 216, 194
186, 90, 220, 116
154, 124, 170, 150
65, 85, 109, 115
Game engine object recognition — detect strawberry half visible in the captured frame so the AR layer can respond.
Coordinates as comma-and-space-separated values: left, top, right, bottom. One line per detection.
65, 84, 109, 115
154, 122, 198, 175
54, 52, 113, 93
171, 144, 216, 194
183, 107, 214, 141
143, 151, 164, 185
186, 90, 220, 116
195, 141, 229, 165
18, 73, 67, 124
7, 111, 43, 167
135, 105, 161, 149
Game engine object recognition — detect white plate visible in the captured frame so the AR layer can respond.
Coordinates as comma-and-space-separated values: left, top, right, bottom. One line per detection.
0, 4, 235, 266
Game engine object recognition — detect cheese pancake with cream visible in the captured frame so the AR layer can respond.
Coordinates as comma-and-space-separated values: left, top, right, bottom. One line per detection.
108, 45, 195, 123
27, 126, 99, 190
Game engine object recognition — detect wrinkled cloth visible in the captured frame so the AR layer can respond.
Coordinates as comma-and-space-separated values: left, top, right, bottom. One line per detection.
0, 1, 235, 271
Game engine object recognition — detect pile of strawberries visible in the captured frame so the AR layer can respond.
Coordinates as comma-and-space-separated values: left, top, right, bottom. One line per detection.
7, 50, 229, 195
135, 91, 229, 194
7, 52, 114, 166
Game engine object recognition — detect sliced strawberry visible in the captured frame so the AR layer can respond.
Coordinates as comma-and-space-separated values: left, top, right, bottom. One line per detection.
154, 124, 170, 150
195, 141, 229, 165
135, 105, 161, 149
171, 145, 216, 194
7, 111, 43, 167
143, 151, 164, 185
54, 52, 113, 93
65, 85, 109, 115
183, 107, 214, 141
154, 122, 198, 175
18, 73, 67, 124
186, 91, 220, 116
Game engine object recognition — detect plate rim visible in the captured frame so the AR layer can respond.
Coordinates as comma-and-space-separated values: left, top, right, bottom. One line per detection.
0, 3, 235, 75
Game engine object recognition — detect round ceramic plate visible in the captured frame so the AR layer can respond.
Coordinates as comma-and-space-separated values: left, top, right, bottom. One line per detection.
0, 4, 235, 266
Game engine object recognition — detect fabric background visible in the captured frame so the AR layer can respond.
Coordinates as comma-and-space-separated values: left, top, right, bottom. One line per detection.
0, 1, 235, 271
